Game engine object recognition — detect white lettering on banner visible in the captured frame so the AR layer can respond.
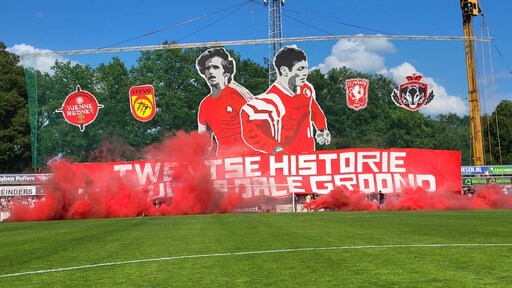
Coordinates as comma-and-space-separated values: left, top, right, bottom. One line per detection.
333, 174, 436, 193
208, 157, 263, 178
214, 180, 228, 192
156, 182, 173, 198
231, 177, 288, 198
318, 153, 337, 174
114, 163, 174, 198
245, 157, 261, 177
358, 174, 375, 192
163, 162, 177, 182
341, 151, 406, 173
251, 177, 271, 197
233, 207, 259, 213
390, 152, 406, 172
66, 109, 94, 116
269, 154, 328, 176
157, 182, 176, 198
107, 150, 452, 198
113, 164, 132, 176
288, 176, 305, 193
135, 162, 160, 185
375, 174, 393, 191
15, 175, 36, 182
235, 179, 252, 198
65, 103, 95, 116
270, 156, 289, 175
298, 154, 317, 175
416, 174, 436, 191
213, 176, 305, 197
0, 174, 47, 185
67, 103, 93, 110
333, 174, 357, 190
461, 166, 483, 173
268, 178, 287, 197
0, 186, 37, 196
311, 176, 334, 194
339, 152, 355, 173
381, 152, 389, 173
0, 176, 15, 182
206, 159, 223, 179
267, 152, 407, 176
225, 157, 244, 178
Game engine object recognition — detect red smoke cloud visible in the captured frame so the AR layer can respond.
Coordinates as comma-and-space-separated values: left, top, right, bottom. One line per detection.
5, 131, 512, 222
305, 187, 374, 211
7, 131, 246, 221
305, 185, 512, 212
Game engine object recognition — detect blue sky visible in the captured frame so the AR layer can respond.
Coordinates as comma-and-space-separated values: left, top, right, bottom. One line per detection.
2, 0, 511, 117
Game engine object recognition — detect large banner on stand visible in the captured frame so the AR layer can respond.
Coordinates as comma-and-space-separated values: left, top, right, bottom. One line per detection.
70, 148, 461, 199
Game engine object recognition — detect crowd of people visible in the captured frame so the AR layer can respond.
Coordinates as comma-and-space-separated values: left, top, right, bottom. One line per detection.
1, 196, 42, 212
462, 186, 477, 196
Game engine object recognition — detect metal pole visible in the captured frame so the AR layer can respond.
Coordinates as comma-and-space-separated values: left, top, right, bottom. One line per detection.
292, 187, 295, 212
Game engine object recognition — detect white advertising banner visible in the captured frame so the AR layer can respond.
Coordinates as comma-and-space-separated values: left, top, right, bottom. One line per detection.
0, 186, 38, 197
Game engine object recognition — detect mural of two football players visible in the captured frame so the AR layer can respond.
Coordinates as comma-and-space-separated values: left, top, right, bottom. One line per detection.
197, 46, 331, 157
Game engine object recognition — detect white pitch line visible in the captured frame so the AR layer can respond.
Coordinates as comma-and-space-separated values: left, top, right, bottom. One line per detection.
1, 243, 511, 278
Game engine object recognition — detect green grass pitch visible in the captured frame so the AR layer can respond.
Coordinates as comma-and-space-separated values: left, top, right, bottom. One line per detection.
1, 210, 511, 287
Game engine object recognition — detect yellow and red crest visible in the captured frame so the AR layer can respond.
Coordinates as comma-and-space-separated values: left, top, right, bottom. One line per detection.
129, 85, 156, 122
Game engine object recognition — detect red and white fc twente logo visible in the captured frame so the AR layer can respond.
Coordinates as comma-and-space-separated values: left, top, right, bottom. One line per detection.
391, 73, 435, 111
345, 78, 369, 111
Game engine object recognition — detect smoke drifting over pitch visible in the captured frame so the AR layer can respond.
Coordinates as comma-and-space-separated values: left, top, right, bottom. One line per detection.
6, 132, 512, 222
305, 185, 512, 212
8, 132, 243, 221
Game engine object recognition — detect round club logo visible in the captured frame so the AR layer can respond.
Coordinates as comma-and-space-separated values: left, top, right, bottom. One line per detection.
56, 85, 104, 132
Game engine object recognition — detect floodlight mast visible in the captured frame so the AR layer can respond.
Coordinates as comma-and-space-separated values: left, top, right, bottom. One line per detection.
461, 0, 484, 166
265, 0, 285, 84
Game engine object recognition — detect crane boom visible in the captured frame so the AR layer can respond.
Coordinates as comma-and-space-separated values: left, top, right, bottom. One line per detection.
461, 0, 484, 166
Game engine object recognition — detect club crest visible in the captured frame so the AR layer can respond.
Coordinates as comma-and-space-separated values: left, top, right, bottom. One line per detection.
56, 85, 104, 132
129, 85, 156, 122
391, 73, 435, 111
345, 78, 369, 111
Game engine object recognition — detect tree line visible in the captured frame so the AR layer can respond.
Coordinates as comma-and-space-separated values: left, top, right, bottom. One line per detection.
1, 41, 511, 172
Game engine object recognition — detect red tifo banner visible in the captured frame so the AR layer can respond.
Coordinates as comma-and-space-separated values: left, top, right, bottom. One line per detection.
71, 148, 461, 199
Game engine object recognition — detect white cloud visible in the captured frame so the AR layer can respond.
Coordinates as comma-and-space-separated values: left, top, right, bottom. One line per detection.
316, 37, 469, 116
7, 44, 77, 75
316, 35, 395, 74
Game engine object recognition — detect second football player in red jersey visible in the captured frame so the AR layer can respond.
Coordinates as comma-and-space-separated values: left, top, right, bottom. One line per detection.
240, 45, 331, 154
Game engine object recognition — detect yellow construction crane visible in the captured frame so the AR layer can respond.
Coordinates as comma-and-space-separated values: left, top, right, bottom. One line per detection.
461, 0, 484, 166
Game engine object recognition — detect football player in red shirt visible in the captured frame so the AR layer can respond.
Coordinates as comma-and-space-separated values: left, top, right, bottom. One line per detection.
241, 45, 331, 154
196, 48, 254, 157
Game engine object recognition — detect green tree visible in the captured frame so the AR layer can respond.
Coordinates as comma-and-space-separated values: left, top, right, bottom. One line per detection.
233, 56, 268, 96
433, 113, 471, 165
89, 57, 140, 161
0, 42, 31, 172
483, 100, 512, 165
